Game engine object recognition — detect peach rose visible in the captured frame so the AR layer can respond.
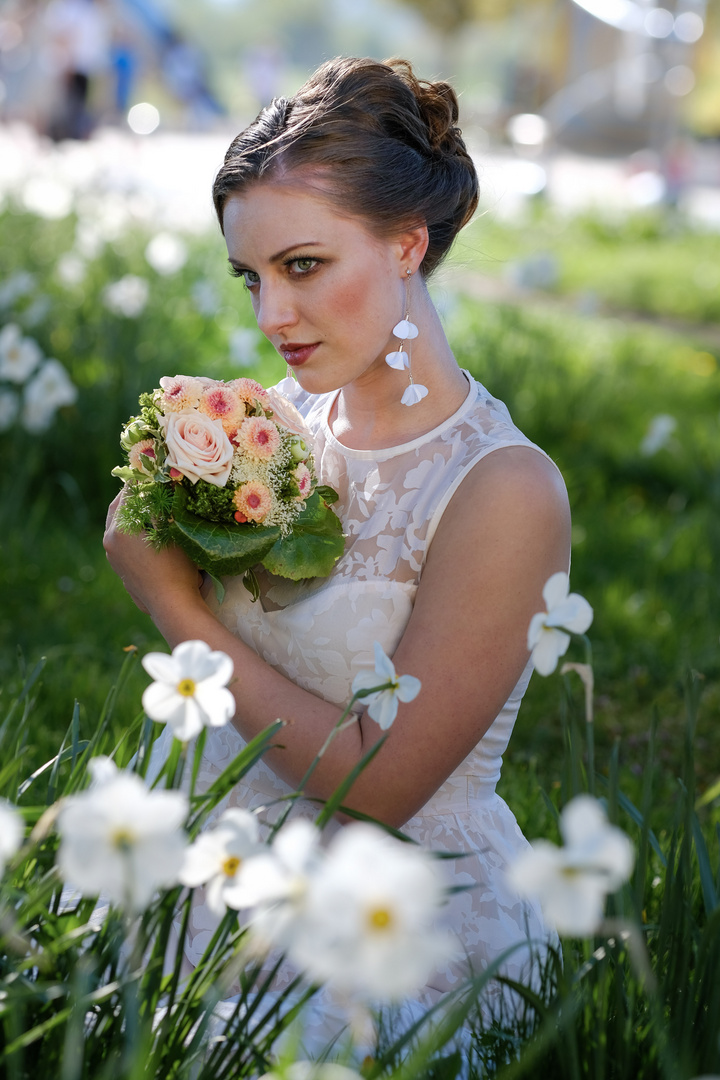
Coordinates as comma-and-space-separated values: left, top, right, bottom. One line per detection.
161, 411, 234, 486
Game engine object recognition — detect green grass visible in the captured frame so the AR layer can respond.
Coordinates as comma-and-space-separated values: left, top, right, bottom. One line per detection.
1, 203, 720, 813
1, 200, 720, 1078
452, 205, 720, 327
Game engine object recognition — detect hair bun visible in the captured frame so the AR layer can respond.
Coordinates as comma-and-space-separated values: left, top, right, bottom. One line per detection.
213, 56, 479, 278
387, 59, 462, 157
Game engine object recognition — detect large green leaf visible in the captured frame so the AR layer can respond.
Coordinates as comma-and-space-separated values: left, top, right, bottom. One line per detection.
168, 487, 280, 576
262, 489, 345, 580
168, 486, 344, 581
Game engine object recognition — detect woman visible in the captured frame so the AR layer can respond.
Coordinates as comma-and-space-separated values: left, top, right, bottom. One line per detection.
104, 56, 570, 1027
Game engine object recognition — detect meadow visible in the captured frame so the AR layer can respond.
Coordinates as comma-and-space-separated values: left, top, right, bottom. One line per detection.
1, 189, 719, 1077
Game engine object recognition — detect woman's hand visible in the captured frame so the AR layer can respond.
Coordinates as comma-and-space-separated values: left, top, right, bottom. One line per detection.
103, 491, 203, 617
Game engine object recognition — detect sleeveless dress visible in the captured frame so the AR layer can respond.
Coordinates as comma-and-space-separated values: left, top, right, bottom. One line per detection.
160, 370, 561, 1037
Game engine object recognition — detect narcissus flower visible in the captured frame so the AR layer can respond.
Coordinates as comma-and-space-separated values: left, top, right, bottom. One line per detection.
507, 795, 635, 936
351, 641, 421, 730
238, 819, 322, 955
141, 640, 235, 741
288, 824, 452, 1002
56, 757, 188, 911
179, 807, 264, 916
527, 571, 593, 676
0, 324, 42, 383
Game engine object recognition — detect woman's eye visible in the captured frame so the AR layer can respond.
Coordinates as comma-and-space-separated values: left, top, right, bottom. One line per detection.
290, 257, 317, 274
242, 270, 261, 288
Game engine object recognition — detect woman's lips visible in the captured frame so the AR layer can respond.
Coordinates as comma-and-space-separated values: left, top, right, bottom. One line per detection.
279, 342, 319, 367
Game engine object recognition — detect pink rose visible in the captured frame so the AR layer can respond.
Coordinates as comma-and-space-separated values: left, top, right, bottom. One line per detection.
264, 387, 312, 438
161, 411, 234, 486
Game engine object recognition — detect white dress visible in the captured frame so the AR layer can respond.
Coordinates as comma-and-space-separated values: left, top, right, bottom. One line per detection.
168, 371, 560, 1030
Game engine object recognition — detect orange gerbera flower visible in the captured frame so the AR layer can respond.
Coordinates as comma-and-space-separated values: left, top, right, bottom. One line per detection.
237, 416, 281, 460
229, 378, 270, 407
233, 480, 272, 523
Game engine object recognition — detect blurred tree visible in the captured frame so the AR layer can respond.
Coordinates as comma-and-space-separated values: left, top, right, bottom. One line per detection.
395, 0, 550, 35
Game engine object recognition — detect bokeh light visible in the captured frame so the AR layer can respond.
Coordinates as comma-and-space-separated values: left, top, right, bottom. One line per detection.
127, 103, 160, 136
673, 11, 704, 43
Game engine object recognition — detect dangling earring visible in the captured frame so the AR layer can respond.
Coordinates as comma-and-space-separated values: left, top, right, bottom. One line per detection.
385, 269, 428, 407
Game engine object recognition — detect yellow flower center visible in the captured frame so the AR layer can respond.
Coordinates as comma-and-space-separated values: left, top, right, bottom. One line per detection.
111, 827, 136, 853
222, 856, 241, 877
367, 906, 393, 931
177, 678, 196, 697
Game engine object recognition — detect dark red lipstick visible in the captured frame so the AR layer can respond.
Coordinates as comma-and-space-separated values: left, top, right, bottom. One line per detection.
279, 342, 319, 367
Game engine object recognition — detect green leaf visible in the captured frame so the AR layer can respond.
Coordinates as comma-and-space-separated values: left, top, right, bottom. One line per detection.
169, 486, 280, 576
262, 489, 345, 580
315, 484, 339, 505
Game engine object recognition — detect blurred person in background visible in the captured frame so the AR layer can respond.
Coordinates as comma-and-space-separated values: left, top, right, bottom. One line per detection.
42, 0, 110, 139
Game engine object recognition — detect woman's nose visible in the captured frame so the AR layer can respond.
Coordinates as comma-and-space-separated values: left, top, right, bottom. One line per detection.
254, 284, 298, 338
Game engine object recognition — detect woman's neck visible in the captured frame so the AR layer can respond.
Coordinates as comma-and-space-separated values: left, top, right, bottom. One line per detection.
327, 287, 469, 451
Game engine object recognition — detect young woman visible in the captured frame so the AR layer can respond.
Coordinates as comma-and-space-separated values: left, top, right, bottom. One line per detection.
104, 56, 570, 1021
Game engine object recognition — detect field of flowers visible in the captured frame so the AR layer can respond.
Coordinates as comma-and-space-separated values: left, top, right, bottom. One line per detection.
1, 133, 719, 1077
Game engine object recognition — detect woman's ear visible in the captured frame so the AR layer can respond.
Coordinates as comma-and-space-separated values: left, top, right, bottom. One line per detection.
395, 225, 429, 275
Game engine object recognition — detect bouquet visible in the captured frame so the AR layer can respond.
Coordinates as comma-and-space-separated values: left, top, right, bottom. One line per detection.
112, 374, 343, 597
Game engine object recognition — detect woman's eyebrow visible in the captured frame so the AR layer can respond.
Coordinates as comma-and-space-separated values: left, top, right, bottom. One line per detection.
229, 242, 323, 270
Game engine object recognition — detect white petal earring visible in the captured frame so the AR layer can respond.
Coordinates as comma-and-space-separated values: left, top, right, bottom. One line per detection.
385, 269, 428, 407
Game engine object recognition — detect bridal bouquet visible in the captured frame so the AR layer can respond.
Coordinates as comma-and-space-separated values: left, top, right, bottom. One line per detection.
112, 374, 343, 593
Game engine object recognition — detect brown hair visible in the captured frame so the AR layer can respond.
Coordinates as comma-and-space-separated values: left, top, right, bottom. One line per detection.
212, 57, 479, 278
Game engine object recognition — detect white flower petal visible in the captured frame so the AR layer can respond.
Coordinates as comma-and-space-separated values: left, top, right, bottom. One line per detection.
392, 319, 419, 340
351, 672, 383, 697
367, 693, 398, 730
396, 674, 421, 703
141, 682, 183, 722
141, 652, 181, 683
385, 350, 410, 371
372, 641, 396, 682
542, 571, 570, 611
193, 684, 236, 727
0, 800, 23, 870
531, 627, 570, 676
560, 795, 609, 846
400, 383, 429, 407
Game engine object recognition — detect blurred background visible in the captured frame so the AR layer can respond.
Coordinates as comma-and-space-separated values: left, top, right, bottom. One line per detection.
1, 0, 719, 827
1, 0, 719, 220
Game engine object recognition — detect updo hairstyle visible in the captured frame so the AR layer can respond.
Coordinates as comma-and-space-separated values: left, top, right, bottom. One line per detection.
212, 57, 479, 278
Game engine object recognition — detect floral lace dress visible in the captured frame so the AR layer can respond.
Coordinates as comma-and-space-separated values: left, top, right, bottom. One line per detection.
156, 371, 561, 1033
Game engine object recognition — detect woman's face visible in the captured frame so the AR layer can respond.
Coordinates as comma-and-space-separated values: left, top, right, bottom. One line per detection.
222, 184, 410, 397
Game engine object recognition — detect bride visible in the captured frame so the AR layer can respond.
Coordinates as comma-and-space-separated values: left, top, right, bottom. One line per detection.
104, 55, 570, 1036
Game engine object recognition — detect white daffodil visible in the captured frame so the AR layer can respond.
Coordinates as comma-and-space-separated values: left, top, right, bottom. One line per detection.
640, 413, 677, 456
141, 640, 236, 741
103, 274, 149, 318
56, 759, 188, 911
507, 795, 635, 936
22, 358, 78, 433
0, 799, 23, 876
179, 807, 264, 917
238, 818, 322, 955
287, 824, 453, 1002
527, 571, 593, 676
351, 641, 421, 730
145, 232, 188, 276
0, 323, 42, 384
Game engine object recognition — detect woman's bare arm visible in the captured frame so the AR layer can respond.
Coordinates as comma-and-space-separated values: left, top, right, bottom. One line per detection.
104, 445, 570, 828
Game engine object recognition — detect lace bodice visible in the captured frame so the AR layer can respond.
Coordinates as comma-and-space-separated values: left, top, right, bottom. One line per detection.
205, 371, 553, 807
166, 370, 561, 1005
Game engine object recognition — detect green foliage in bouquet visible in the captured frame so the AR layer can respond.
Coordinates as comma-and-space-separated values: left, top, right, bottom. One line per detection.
111, 376, 344, 590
